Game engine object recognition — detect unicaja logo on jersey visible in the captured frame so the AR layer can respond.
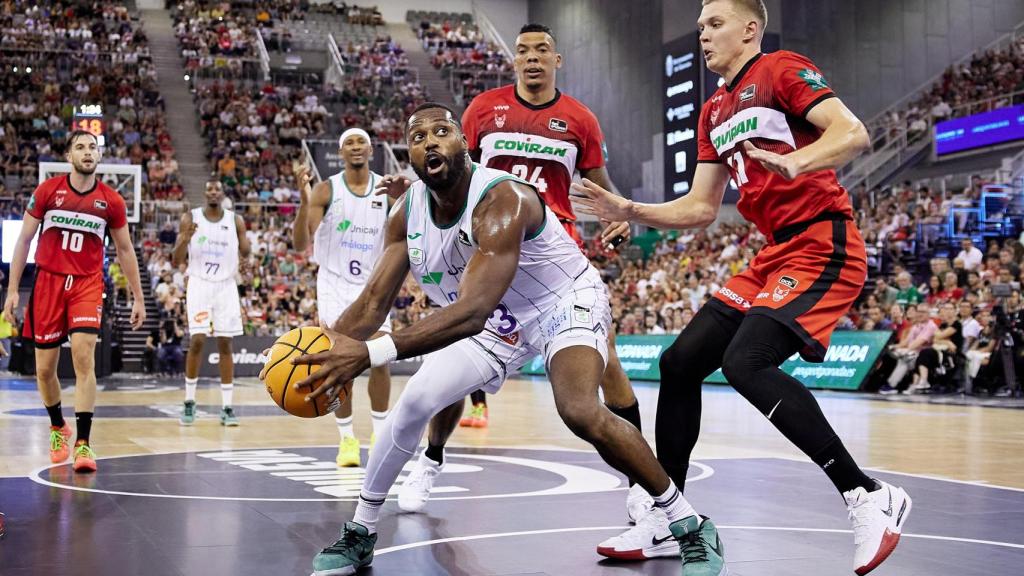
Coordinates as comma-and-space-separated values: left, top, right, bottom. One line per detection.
336, 220, 352, 232
422, 272, 444, 285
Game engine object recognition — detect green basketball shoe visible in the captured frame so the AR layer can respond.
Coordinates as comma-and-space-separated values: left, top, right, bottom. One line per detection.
180, 400, 196, 426
670, 515, 728, 576
220, 406, 239, 427
312, 522, 377, 575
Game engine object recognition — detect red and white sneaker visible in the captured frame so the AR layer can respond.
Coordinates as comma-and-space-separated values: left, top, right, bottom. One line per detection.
845, 480, 912, 575
597, 505, 679, 560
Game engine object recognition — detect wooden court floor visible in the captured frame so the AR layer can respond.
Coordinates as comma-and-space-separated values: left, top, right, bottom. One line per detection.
1, 374, 1023, 575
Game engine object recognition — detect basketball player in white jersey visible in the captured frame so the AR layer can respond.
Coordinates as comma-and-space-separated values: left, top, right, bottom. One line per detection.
292, 128, 393, 467
278, 103, 706, 575
173, 180, 251, 426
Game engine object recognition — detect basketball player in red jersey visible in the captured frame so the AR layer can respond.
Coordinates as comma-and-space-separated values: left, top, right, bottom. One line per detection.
573, 1, 911, 573
3, 131, 146, 473
390, 23, 653, 523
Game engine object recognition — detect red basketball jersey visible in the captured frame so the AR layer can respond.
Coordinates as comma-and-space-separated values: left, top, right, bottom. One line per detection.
27, 175, 128, 276
462, 85, 607, 222
697, 51, 854, 236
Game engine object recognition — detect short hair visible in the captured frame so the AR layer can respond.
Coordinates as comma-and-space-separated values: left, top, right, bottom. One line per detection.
66, 130, 98, 150
703, 0, 768, 33
407, 102, 461, 129
519, 23, 556, 45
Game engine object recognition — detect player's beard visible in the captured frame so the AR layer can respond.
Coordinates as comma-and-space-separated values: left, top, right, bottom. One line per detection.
74, 159, 97, 175
414, 151, 468, 191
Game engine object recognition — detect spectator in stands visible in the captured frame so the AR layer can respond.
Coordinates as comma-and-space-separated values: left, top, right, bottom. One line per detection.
909, 302, 962, 394
881, 303, 938, 394
956, 237, 984, 271
158, 317, 185, 376
965, 309, 996, 391
143, 329, 158, 374
895, 272, 923, 307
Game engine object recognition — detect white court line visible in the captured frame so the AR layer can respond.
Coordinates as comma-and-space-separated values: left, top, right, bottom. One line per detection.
26, 449, 714, 502
767, 454, 1024, 494
374, 525, 1024, 556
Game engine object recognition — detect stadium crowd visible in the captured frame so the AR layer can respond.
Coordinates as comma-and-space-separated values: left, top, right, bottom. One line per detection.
412, 12, 511, 103
874, 33, 1024, 141
0, 2, 181, 217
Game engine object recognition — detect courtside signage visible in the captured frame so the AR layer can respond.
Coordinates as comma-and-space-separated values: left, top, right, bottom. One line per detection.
521, 331, 893, 390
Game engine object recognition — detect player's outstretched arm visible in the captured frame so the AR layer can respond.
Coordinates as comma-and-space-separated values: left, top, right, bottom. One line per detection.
294, 181, 539, 402
292, 165, 329, 252
572, 162, 731, 230
579, 166, 630, 248
171, 211, 194, 267
2, 214, 41, 324
743, 98, 869, 180
110, 225, 147, 330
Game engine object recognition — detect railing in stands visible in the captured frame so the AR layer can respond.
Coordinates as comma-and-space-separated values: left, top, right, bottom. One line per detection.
255, 28, 271, 81
864, 19, 1024, 136
380, 142, 401, 176
841, 86, 1024, 190
326, 33, 346, 86
300, 139, 323, 183
471, 0, 513, 62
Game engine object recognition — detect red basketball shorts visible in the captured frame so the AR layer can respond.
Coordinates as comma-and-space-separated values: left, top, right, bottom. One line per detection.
713, 218, 867, 362
24, 269, 105, 348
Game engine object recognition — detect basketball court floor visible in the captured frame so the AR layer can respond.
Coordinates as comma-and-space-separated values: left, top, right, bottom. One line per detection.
1, 373, 1022, 575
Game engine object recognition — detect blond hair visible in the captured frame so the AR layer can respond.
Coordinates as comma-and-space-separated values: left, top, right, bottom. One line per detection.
703, 0, 768, 34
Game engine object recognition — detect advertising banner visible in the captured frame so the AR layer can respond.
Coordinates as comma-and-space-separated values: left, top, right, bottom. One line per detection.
520, 331, 893, 391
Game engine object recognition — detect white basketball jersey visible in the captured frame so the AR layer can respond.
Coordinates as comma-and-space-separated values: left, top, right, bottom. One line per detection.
313, 170, 387, 284
187, 207, 239, 282
405, 164, 589, 339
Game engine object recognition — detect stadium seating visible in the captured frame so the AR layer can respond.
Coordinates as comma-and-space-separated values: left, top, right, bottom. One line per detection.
408, 10, 512, 104
0, 1, 182, 219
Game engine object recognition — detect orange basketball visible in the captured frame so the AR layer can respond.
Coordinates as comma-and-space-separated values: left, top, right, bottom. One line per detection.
263, 326, 335, 418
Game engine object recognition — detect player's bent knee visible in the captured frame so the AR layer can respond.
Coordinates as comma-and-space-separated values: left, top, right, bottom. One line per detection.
555, 401, 603, 441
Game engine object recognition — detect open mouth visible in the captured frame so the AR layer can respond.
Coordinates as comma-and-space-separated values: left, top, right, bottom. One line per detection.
425, 152, 446, 176
524, 67, 543, 78
703, 50, 713, 60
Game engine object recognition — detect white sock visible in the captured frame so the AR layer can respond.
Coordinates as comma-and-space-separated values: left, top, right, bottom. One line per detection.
220, 383, 233, 408
653, 481, 697, 523
370, 410, 389, 437
336, 415, 354, 440
353, 493, 384, 534
185, 378, 198, 402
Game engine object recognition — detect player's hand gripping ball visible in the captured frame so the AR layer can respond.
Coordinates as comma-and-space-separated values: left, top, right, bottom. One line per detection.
261, 326, 341, 417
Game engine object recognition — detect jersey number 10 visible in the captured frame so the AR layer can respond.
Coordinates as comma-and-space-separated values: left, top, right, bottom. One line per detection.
60, 230, 84, 252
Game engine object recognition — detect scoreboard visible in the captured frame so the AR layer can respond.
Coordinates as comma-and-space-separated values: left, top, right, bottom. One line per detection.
71, 104, 106, 147
662, 31, 702, 203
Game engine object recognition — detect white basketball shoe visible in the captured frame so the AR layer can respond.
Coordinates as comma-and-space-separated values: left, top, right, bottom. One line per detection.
627, 483, 656, 524
397, 452, 444, 513
844, 480, 912, 575
597, 505, 679, 560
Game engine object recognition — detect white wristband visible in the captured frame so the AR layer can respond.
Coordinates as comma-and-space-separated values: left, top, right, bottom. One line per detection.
365, 335, 398, 367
